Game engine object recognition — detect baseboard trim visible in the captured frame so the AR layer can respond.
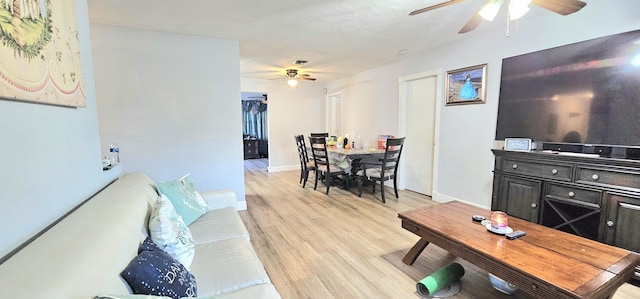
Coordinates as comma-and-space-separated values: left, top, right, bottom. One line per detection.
268, 165, 299, 172
431, 191, 490, 210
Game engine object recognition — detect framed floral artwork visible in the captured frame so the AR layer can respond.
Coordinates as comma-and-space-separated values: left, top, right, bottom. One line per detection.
0, 0, 85, 107
445, 64, 487, 106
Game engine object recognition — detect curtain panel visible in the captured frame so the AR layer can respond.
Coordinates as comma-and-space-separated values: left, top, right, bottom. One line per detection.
241, 100, 268, 141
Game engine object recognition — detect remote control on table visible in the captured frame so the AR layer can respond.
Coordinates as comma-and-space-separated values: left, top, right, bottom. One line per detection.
472, 215, 485, 222
505, 230, 526, 240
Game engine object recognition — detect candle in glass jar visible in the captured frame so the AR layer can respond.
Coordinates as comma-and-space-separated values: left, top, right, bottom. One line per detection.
491, 211, 508, 230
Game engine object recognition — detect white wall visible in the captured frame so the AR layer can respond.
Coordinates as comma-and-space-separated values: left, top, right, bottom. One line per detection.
327, 68, 401, 149
0, 0, 121, 258
241, 78, 326, 171
91, 25, 246, 202
326, 0, 640, 208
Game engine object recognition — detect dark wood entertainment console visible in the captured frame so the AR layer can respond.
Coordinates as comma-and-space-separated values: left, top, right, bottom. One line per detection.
491, 149, 640, 280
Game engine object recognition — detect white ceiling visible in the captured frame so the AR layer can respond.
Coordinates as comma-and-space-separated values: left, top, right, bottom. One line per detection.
87, 0, 561, 83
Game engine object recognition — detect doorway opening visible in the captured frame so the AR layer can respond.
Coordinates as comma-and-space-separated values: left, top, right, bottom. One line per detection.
241, 92, 269, 168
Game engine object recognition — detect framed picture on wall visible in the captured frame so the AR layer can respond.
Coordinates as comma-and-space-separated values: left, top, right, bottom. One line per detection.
445, 64, 487, 106
0, 0, 86, 107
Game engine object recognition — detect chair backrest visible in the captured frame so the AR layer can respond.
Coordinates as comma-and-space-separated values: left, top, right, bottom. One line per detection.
294, 135, 308, 167
382, 137, 406, 174
309, 136, 330, 170
310, 132, 329, 138
298, 134, 312, 163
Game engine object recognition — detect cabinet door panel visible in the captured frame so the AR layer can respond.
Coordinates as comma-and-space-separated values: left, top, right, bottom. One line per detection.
606, 193, 640, 253
499, 176, 541, 222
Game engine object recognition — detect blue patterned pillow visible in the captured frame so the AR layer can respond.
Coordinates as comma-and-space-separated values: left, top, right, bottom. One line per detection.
121, 241, 197, 299
138, 236, 162, 253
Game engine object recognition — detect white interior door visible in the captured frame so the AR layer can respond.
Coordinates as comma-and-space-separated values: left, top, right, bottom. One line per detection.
326, 93, 343, 137
398, 70, 441, 196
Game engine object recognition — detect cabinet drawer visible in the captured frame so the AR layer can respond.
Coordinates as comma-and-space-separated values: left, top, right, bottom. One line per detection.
545, 183, 602, 207
501, 158, 572, 181
243, 140, 260, 159
576, 166, 640, 192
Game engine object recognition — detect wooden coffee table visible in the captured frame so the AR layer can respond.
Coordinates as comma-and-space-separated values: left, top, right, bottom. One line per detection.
398, 201, 640, 299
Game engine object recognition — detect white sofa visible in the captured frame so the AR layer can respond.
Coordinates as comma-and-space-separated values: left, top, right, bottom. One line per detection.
0, 172, 280, 299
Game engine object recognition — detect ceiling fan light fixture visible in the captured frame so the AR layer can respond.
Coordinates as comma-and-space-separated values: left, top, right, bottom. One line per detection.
478, 0, 504, 22
509, 0, 531, 20
287, 79, 298, 87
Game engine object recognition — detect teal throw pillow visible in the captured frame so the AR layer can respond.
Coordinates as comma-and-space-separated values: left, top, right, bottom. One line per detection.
156, 174, 210, 225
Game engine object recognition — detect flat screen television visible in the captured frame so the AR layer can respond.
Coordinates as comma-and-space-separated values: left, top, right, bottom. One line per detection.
495, 29, 640, 154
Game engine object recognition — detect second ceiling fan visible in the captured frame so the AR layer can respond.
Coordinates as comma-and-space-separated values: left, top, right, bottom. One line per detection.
409, 0, 587, 34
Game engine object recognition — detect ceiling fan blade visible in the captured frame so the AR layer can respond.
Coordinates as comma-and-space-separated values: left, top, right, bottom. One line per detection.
301, 77, 317, 81
409, 0, 466, 16
531, 0, 586, 16
458, 12, 484, 34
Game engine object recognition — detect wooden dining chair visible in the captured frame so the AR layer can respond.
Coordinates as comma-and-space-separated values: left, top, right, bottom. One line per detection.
308, 136, 348, 195
310, 132, 329, 138
356, 137, 406, 203
294, 135, 315, 188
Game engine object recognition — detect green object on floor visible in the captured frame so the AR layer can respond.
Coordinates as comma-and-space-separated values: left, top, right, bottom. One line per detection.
416, 262, 465, 297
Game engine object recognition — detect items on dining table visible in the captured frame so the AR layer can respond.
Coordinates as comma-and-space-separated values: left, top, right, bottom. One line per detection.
351, 134, 363, 149
333, 136, 351, 149
343, 134, 352, 148
327, 136, 337, 147
336, 136, 345, 148
377, 135, 394, 149
323, 133, 365, 149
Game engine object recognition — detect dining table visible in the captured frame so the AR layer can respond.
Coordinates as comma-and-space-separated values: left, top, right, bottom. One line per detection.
326, 147, 386, 176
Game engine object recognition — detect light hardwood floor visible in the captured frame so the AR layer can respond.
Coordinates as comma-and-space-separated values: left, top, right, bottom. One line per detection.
241, 159, 640, 299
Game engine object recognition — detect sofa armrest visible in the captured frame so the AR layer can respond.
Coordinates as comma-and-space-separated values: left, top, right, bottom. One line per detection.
201, 189, 238, 210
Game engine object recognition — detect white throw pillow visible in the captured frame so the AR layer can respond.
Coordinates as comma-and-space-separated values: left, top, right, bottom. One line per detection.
148, 194, 195, 270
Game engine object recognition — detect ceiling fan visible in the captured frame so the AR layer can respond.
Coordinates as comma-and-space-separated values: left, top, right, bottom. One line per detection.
280, 69, 317, 87
409, 0, 587, 34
